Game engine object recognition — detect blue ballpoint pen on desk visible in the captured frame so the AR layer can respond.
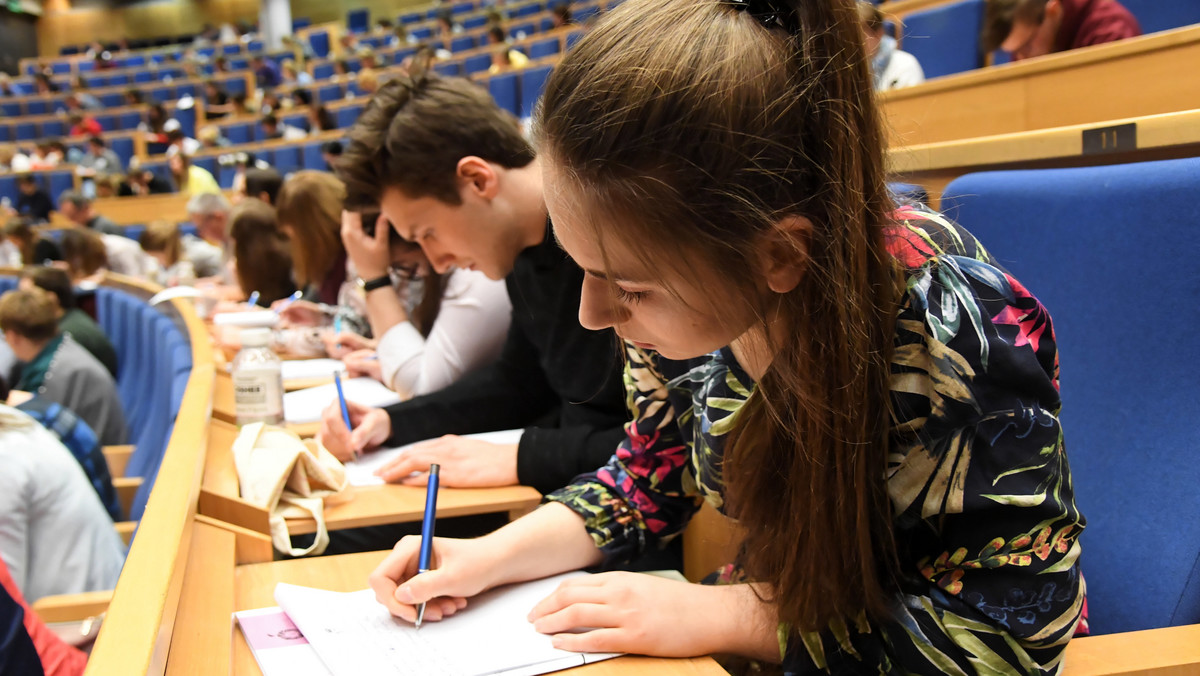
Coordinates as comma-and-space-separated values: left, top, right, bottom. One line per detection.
415, 463, 440, 630
333, 371, 359, 461
246, 290, 260, 308
274, 290, 303, 314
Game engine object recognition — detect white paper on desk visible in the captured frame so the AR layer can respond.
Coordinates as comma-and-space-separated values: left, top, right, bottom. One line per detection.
283, 377, 402, 424
274, 572, 620, 676
345, 429, 525, 486
213, 309, 280, 328
234, 606, 332, 676
281, 358, 347, 383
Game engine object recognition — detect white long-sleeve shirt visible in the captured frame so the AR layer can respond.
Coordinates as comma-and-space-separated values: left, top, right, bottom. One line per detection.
377, 268, 511, 399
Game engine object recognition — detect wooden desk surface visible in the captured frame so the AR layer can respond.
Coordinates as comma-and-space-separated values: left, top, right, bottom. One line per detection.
203, 419, 543, 535
233, 551, 728, 676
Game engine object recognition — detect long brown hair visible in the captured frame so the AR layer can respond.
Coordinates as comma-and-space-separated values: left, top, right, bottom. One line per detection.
536, 0, 900, 631
229, 198, 297, 304
275, 171, 346, 287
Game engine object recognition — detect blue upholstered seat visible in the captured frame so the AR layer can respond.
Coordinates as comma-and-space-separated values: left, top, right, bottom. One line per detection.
940, 156, 1200, 635
901, 0, 986, 79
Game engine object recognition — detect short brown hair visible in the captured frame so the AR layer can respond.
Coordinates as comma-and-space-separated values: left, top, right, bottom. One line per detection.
230, 198, 296, 304
20, 266, 76, 311
338, 74, 534, 209
138, 220, 182, 265
275, 171, 344, 287
0, 287, 61, 342
982, 0, 1046, 53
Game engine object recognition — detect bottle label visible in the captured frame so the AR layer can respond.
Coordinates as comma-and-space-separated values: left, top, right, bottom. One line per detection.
232, 367, 284, 425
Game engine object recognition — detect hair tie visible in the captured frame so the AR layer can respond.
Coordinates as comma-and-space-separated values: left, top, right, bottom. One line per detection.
729, 0, 790, 29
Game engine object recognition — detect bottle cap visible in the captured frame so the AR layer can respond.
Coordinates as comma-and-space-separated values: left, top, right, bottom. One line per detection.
240, 327, 272, 347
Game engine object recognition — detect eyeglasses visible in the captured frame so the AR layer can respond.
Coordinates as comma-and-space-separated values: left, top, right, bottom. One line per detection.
389, 262, 423, 281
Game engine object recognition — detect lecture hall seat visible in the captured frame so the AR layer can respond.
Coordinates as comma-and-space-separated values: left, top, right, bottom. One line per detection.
520, 64, 554, 119
900, 0, 987, 79
940, 156, 1200, 635
1122, 0, 1200, 35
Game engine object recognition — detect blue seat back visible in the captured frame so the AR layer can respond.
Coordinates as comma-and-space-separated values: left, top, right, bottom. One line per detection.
464, 53, 492, 75
225, 121, 253, 145
529, 37, 560, 60
271, 146, 301, 175
450, 35, 476, 52
462, 15, 488, 29
310, 29, 331, 58
520, 64, 553, 118
313, 63, 336, 80
25, 100, 48, 116
335, 104, 363, 128
41, 120, 65, 138
111, 137, 135, 167
901, 0, 986, 79
940, 156, 1200, 635
433, 61, 462, 77
347, 8, 370, 33
303, 142, 326, 170
318, 83, 342, 103
1122, 0, 1200, 34
488, 72, 519, 116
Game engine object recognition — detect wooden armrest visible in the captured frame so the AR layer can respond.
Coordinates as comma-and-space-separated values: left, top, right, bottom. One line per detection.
115, 521, 137, 545
102, 445, 135, 478
31, 589, 113, 623
113, 476, 142, 519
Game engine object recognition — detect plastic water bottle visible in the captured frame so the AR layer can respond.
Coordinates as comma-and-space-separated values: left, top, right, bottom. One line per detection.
231, 328, 284, 426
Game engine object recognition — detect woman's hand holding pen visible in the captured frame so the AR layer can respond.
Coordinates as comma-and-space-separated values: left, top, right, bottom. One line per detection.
369, 535, 497, 624
318, 399, 391, 462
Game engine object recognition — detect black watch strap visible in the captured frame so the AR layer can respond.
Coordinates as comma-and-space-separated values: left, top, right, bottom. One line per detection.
360, 275, 392, 292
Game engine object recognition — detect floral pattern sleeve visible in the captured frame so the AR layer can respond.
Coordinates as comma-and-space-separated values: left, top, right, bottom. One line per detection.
544, 343, 720, 563
782, 210, 1085, 675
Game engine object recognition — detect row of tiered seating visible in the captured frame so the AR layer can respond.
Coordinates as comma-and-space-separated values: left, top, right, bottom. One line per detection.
881, 0, 1200, 79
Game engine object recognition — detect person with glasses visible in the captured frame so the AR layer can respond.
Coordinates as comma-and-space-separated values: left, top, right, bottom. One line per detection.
983, 0, 1141, 62
325, 210, 512, 401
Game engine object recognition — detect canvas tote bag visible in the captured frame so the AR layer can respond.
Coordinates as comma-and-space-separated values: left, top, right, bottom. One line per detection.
232, 422, 348, 556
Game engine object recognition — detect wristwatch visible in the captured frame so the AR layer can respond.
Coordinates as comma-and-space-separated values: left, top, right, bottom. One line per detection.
357, 274, 392, 292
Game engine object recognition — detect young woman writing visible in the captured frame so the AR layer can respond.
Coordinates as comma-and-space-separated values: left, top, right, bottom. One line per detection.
363, 0, 1084, 671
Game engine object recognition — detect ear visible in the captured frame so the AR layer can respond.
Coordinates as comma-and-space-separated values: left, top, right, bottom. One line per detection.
1045, 0, 1063, 21
759, 215, 812, 295
456, 156, 500, 200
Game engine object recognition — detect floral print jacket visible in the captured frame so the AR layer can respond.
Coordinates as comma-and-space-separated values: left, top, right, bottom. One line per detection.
546, 208, 1085, 675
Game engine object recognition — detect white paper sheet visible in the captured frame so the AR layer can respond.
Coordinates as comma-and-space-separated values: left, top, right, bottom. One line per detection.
273, 572, 620, 676
343, 429, 525, 486
282, 377, 402, 423
281, 358, 348, 383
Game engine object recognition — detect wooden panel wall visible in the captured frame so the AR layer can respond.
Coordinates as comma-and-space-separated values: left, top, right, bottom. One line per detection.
35, 0, 428, 57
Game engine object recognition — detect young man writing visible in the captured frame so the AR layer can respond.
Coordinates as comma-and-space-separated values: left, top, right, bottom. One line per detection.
320, 74, 627, 496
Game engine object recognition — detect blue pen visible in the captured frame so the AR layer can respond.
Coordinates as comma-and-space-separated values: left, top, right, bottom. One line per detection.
246, 290, 260, 308
415, 463, 440, 630
273, 290, 303, 314
333, 371, 358, 461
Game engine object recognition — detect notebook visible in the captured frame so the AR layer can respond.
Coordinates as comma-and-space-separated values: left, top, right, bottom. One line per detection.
343, 429, 525, 486
269, 572, 620, 676
234, 606, 331, 676
282, 377, 402, 423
